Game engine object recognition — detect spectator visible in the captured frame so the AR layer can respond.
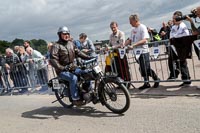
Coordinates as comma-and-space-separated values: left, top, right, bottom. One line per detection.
5, 48, 28, 93
19, 46, 29, 63
18, 46, 29, 88
26, 47, 48, 89
0, 53, 10, 91
159, 22, 171, 40
147, 27, 161, 42
75, 33, 97, 89
14, 46, 21, 58
167, 20, 173, 29
24, 40, 31, 51
46, 42, 53, 60
159, 22, 171, 53
73, 39, 82, 50
125, 14, 160, 90
186, 6, 200, 35
78, 33, 96, 57
0, 53, 6, 92
105, 21, 131, 86
168, 11, 191, 87
186, 6, 200, 89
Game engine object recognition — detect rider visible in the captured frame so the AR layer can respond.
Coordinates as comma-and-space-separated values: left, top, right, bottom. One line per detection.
50, 26, 93, 106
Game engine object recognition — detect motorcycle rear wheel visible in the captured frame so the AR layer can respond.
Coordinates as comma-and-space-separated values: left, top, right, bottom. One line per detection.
54, 83, 73, 108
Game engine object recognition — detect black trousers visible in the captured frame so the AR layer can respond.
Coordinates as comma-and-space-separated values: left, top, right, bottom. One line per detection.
137, 53, 158, 82
168, 46, 191, 82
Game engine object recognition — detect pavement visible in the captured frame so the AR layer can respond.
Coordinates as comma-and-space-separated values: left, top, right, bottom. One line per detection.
128, 82, 200, 97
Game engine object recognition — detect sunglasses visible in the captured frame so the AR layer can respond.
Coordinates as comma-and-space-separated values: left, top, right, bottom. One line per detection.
62, 33, 70, 35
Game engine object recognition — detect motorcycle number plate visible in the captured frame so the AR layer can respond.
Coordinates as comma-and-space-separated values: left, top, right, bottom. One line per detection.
93, 65, 102, 73
52, 79, 60, 89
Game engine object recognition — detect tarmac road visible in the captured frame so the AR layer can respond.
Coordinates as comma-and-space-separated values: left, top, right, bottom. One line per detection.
1, 94, 200, 133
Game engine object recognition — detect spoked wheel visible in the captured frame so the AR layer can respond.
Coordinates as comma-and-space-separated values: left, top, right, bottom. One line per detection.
100, 78, 130, 114
54, 83, 73, 108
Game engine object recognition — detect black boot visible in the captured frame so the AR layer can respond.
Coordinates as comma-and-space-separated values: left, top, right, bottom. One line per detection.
138, 83, 151, 90
152, 71, 160, 88
168, 69, 180, 80
153, 78, 160, 88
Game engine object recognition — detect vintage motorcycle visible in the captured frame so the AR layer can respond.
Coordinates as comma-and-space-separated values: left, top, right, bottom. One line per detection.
48, 58, 130, 114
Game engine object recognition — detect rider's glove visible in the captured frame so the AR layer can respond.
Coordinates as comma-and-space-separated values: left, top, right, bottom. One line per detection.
64, 63, 76, 71
64, 65, 70, 71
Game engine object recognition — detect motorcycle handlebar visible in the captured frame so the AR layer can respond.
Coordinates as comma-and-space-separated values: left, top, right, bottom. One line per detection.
82, 58, 97, 65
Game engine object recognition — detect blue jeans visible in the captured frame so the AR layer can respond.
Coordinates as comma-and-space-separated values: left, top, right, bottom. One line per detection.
75, 68, 92, 90
59, 68, 89, 100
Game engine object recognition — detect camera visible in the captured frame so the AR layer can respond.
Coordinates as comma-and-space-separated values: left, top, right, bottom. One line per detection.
175, 10, 197, 21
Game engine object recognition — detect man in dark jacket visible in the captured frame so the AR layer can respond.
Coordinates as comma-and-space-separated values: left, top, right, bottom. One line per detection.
50, 26, 92, 105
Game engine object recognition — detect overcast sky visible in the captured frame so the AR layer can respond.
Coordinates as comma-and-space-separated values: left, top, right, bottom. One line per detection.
0, 0, 200, 42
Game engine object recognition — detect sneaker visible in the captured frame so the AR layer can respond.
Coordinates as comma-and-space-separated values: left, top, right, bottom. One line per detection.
179, 83, 192, 87
138, 83, 151, 90
19, 88, 29, 94
167, 76, 176, 80
72, 99, 85, 106
153, 78, 160, 88
167, 70, 180, 80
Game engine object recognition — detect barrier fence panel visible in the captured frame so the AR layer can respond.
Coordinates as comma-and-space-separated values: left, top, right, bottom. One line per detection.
0, 60, 55, 95
97, 38, 200, 86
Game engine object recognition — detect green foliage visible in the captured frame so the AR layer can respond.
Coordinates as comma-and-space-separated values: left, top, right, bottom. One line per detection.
12, 38, 24, 46
30, 39, 47, 54
0, 40, 11, 54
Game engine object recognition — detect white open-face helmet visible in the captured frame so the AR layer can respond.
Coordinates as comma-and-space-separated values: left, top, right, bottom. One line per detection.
57, 26, 70, 34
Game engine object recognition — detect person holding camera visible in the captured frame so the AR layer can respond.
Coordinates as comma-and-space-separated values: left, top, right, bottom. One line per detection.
186, 6, 200, 35
168, 11, 191, 87
186, 6, 200, 89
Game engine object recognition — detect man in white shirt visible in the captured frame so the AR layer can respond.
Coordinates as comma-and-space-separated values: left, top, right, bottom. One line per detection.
125, 14, 160, 90
168, 11, 191, 86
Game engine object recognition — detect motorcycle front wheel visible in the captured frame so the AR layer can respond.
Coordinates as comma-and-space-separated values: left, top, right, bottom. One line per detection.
99, 78, 130, 114
54, 83, 73, 108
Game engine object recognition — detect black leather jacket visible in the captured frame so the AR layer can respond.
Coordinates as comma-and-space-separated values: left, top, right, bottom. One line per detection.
50, 40, 91, 75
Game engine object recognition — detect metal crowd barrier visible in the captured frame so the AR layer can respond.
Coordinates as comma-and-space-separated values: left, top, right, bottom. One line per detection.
0, 60, 57, 95
97, 38, 200, 85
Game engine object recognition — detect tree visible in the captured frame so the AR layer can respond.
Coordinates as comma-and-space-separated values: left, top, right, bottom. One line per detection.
30, 39, 47, 55
0, 40, 11, 54
11, 38, 24, 47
